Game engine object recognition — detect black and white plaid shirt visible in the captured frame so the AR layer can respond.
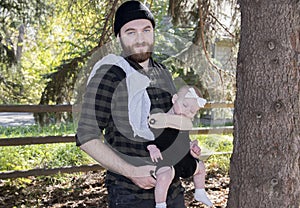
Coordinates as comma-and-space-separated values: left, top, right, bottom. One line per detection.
76, 57, 183, 200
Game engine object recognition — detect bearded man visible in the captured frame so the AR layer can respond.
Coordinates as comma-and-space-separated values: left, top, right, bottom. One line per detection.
76, 1, 186, 207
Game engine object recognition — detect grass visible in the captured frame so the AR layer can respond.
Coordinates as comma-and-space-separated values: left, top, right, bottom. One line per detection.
0, 123, 94, 172
0, 123, 76, 137
0, 123, 233, 183
191, 134, 233, 175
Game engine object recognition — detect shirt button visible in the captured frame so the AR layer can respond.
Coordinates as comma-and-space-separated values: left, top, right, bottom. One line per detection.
149, 118, 156, 124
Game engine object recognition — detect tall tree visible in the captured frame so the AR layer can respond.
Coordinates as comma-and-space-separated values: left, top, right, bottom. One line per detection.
164, 0, 239, 101
228, 0, 300, 207
0, 0, 51, 103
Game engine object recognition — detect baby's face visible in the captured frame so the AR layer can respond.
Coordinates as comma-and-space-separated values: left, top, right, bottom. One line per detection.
172, 97, 200, 119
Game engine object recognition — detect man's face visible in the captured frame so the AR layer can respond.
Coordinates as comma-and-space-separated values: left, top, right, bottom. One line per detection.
119, 19, 154, 63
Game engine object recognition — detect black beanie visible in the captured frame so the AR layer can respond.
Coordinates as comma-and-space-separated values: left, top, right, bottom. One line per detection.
114, 1, 155, 37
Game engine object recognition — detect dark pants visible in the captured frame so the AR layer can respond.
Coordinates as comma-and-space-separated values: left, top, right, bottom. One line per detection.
107, 184, 186, 208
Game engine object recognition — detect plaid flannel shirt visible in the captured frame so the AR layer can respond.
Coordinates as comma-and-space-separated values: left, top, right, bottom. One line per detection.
76, 57, 183, 200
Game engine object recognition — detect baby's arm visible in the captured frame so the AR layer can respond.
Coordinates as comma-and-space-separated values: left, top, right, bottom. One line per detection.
147, 144, 163, 163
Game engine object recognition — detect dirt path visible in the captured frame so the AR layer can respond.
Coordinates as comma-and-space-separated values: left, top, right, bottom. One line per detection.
0, 171, 229, 208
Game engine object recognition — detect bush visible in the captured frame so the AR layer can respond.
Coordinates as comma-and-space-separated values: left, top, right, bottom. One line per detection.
0, 124, 233, 177
0, 123, 93, 172
47, 143, 92, 167
191, 134, 233, 175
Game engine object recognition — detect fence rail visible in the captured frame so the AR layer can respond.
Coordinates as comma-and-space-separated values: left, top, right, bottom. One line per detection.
0, 103, 234, 179
0, 104, 73, 113
0, 135, 75, 146
0, 127, 233, 147
0, 164, 103, 179
0, 103, 234, 113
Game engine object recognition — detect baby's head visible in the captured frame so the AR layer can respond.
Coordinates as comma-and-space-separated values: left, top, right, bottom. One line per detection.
171, 86, 206, 119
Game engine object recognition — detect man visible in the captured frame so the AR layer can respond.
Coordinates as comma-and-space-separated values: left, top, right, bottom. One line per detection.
76, 1, 186, 207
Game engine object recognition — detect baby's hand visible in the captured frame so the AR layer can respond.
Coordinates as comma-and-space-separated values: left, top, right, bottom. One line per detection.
147, 145, 163, 163
190, 140, 201, 158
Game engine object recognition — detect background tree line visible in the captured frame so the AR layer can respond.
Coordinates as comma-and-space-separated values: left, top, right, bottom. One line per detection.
0, 0, 239, 106
1, 0, 298, 207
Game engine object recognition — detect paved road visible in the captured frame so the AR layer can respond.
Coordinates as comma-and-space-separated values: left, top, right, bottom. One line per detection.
0, 112, 35, 126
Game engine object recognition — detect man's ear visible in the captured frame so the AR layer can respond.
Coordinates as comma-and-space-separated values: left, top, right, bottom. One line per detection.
172, 94, 178, 104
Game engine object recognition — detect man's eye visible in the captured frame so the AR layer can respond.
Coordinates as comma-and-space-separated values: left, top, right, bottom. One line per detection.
126, 31, 135, 36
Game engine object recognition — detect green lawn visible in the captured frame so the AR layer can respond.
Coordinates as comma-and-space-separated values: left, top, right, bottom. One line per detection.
0, 123, 232, 179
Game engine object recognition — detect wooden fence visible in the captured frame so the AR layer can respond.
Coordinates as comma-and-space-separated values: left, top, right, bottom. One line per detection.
0, 103, 233, 179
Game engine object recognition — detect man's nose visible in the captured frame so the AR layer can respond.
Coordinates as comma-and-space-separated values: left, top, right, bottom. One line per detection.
135, 32, 145, 42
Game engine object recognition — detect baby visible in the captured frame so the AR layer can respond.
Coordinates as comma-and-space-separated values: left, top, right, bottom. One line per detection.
147, 85, 213, 208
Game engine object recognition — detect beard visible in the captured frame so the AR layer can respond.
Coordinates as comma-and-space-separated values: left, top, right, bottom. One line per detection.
128, 51, 152, 63
120, 39, 154, 63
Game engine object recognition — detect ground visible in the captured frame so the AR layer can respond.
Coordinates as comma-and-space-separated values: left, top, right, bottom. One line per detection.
0, 170, 229, 208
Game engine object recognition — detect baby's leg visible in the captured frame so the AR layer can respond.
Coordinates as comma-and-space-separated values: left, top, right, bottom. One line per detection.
154, 166, 175, 208
193, 160, 206, 189
193, 161, 213, 207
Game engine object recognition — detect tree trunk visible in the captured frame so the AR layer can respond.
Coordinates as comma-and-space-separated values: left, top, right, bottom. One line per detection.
16, 24, 25, 62
227, 0, 300, 207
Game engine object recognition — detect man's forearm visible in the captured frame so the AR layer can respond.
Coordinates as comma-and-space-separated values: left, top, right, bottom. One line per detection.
80, 138, 134, 177
80, 138, 157, 189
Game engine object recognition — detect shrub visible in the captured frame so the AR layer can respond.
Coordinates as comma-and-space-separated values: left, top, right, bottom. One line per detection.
0, 123, 92, 172
191, 134, 233, 175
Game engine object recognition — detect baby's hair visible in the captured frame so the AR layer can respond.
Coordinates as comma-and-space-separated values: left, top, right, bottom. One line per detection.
178, 85, 203, 98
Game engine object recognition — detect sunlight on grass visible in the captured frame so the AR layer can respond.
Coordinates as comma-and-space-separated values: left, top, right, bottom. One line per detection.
0, 123, 76, 137
0, 123, 94, 172
191, 134, 233, 175
0, 123, 233, 180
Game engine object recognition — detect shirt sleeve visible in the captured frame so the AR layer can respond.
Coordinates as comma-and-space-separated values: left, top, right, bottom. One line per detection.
76, 65, 125, 146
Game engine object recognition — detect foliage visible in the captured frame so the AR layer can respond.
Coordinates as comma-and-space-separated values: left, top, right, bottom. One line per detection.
0, 0, 114, 105
47, 143, 91, 167
0, 0, 54, 103
0, 122, 75, 137
0, 123, 232, 177
0, 0, 240, 127
0, 0, 240, 106
0, 123, 93, 172
196, 134, 233, 152
207, 153, 231, 175
38, 0, 116, 105
159, 0, 240, 102
191, 134, 233, 174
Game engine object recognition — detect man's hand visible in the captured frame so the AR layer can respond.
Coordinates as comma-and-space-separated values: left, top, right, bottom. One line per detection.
190, 140, 201, 158
129, 165, 157, 189
147, 144, 163, 163
81, 139, 156, 189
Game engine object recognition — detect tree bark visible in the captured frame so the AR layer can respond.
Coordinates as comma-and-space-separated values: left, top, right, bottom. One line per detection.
16, 24, 25, 62
228, 0, 300, 207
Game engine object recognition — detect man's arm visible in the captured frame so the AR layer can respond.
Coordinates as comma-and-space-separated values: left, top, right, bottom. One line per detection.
77, 66, 156, 189
80, 138, 156, 189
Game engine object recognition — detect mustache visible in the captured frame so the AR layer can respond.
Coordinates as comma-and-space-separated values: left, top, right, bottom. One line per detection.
134, 42, 149, 47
